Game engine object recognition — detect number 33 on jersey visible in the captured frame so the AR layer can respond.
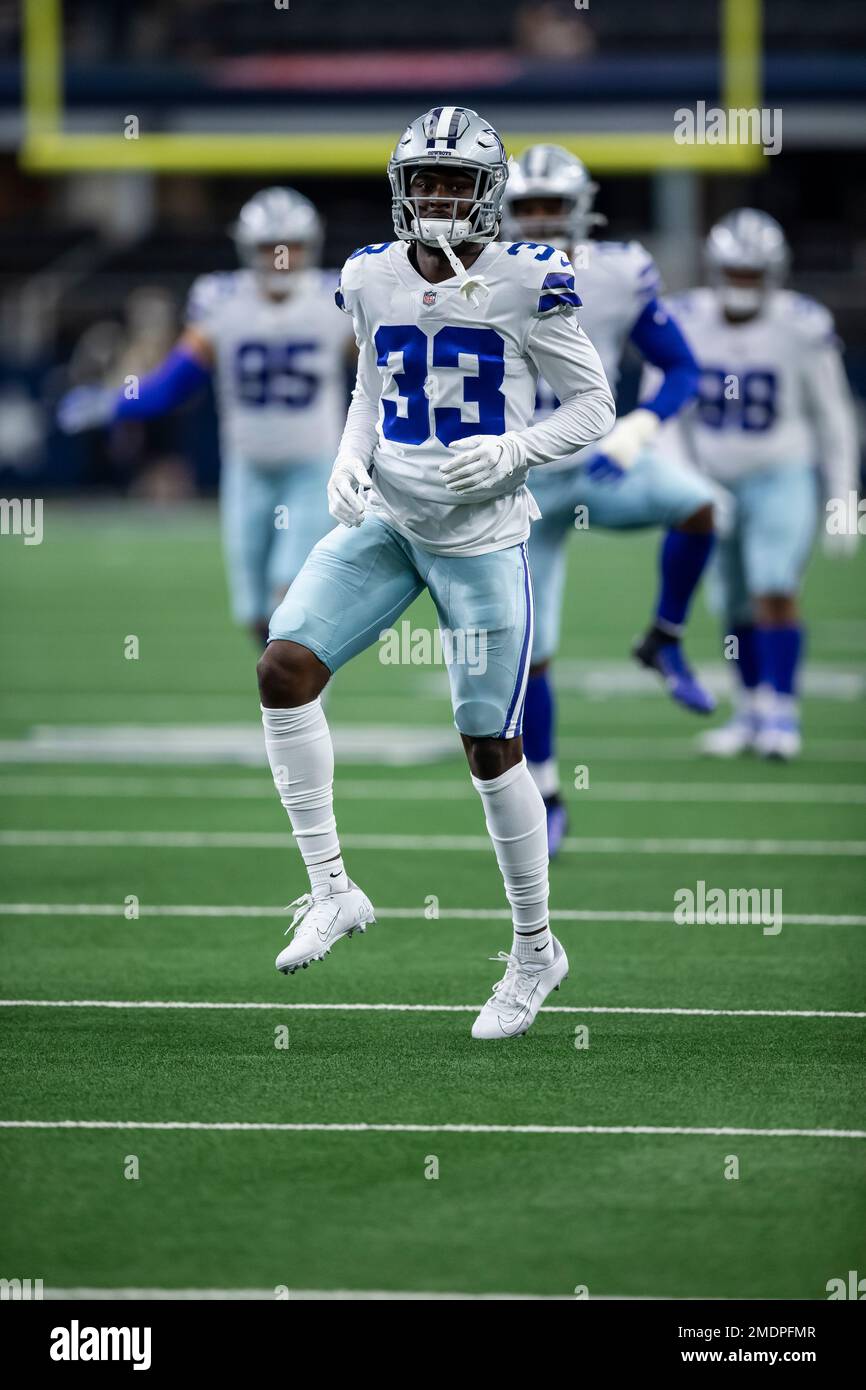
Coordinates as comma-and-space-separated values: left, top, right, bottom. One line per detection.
335, 239, 600, 494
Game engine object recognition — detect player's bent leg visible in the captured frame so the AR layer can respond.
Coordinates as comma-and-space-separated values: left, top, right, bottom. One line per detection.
524, 472, 576, 854
220, 453, 278, 647
606, 454, 718, 715
752, 592, 804, 760
266, 459, 334, 619
525, 659, 569, 857
740, 466, 816, 761
258, 519, 423, 975
698, 512, 761, 756
634, 501, 716, 715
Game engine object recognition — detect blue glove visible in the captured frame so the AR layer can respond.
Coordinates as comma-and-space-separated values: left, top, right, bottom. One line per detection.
57, 385, 116, 434
584, 451, 626, 485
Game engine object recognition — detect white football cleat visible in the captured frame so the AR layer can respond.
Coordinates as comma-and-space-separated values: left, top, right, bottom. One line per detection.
754, 716, 802, 761
275, 883, 375, 975
471, 936, 569, 1040
698, 714, 757, 758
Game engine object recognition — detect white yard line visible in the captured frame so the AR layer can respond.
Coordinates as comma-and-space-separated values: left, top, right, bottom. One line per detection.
557, 739, 866, 763
39, 1287, 703, 1301
1, 1119, 863, 1139
2, 774, 865, 804
0, 901, 863, 926
0, 998, 862, 1019
1, 830, 863, 855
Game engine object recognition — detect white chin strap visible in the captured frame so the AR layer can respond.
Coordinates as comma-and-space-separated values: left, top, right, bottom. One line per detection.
434, 234, 489, 308
719, 284, 764, 316
414, 216, 473, 247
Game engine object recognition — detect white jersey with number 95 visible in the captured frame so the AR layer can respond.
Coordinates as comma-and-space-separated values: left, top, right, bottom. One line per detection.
185, 268, 355, 467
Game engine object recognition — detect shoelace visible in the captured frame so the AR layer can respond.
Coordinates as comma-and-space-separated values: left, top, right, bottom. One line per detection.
486, 950, 539, 1009
283, 893, 314, 937
436, 234, 489, 307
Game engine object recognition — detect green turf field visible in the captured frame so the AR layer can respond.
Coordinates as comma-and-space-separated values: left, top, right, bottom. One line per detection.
0, 504, 864, 1300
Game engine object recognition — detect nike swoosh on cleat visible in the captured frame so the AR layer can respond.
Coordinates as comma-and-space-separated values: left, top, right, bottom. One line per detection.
316, 909, 341, 941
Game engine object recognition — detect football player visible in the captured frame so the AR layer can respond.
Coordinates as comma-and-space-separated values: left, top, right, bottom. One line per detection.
647, 209, 860, 760
58, 187, 355, 645
256, 107, 615, 1040
502, 146, 716, 853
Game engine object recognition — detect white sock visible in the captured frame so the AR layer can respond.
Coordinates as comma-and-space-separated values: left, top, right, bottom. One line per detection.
527, 756, 560, 800
261, 699, 349, 898
471, 757, 553, 965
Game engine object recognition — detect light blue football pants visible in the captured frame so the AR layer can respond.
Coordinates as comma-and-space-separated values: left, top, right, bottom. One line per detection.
220, 453, 333, 625
269, 512, 534, 739
527, 453, 714, 664
708, 464, 818, 626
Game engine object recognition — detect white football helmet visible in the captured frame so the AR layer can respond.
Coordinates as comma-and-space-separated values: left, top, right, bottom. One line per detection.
388, 106, 509, 247
231, 187, 323, 295
502, 144, 603, 250
705, 208, 789, 317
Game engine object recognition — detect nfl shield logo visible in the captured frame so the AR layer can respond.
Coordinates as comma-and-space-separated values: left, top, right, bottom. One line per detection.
423, 288, 437, 307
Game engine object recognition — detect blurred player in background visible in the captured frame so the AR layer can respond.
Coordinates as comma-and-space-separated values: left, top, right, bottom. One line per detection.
502, 145, 716, 852
58, 187, 354, 644
256, 107, 615, 1040
648, 209, 860, 761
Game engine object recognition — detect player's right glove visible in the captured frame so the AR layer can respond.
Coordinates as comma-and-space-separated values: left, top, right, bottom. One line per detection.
584, 407, 660, 486
56, 385, 117, 434
327, 456, 373, 527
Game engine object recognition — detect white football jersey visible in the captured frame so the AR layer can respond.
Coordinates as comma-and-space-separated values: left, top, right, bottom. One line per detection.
186, 269, 354, 467
335, 238, 613, 556
645, 288, 859, 492
533, 239, 661, 469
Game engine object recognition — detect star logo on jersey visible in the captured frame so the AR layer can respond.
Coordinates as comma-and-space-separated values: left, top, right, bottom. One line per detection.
422, 288, 438, 307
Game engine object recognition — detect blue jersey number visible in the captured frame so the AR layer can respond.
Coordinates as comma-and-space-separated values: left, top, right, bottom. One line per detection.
234, 341, 320, 409
696, 368, 778, 433
374, 325, 506, 446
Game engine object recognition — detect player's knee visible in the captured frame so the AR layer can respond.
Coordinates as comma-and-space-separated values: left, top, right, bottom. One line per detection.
461, 732, 523, 781
256, 639, 327, 708
755, 592, 798, 626
677, 501, 714, 535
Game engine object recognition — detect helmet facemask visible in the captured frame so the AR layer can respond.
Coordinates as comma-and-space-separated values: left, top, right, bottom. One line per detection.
502, 195, 581, 251
231, 187, 323, 299
237, 241, 317, 299
390, 159, 506, 247
705, 209, 789, 320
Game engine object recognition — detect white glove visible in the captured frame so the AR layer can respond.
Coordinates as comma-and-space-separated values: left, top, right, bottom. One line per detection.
585, 407, 660, 482
327, 456, 373, 527
57, 385, 116, 434
439, 433, 525, 496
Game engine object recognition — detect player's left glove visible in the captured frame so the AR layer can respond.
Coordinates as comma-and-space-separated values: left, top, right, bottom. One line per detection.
56, 385, 116, 435
327, 455, 373, 527
584, 407, 660, 486
440, 433, 525, 496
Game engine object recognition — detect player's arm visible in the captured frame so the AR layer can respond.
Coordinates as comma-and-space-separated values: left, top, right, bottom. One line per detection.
327, 336, 378, 527
57, 325, 213, 434
56, 270, 221, 436
586, 297, 699, 484
802, 333, 861, 554
440, 308, 615, 496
